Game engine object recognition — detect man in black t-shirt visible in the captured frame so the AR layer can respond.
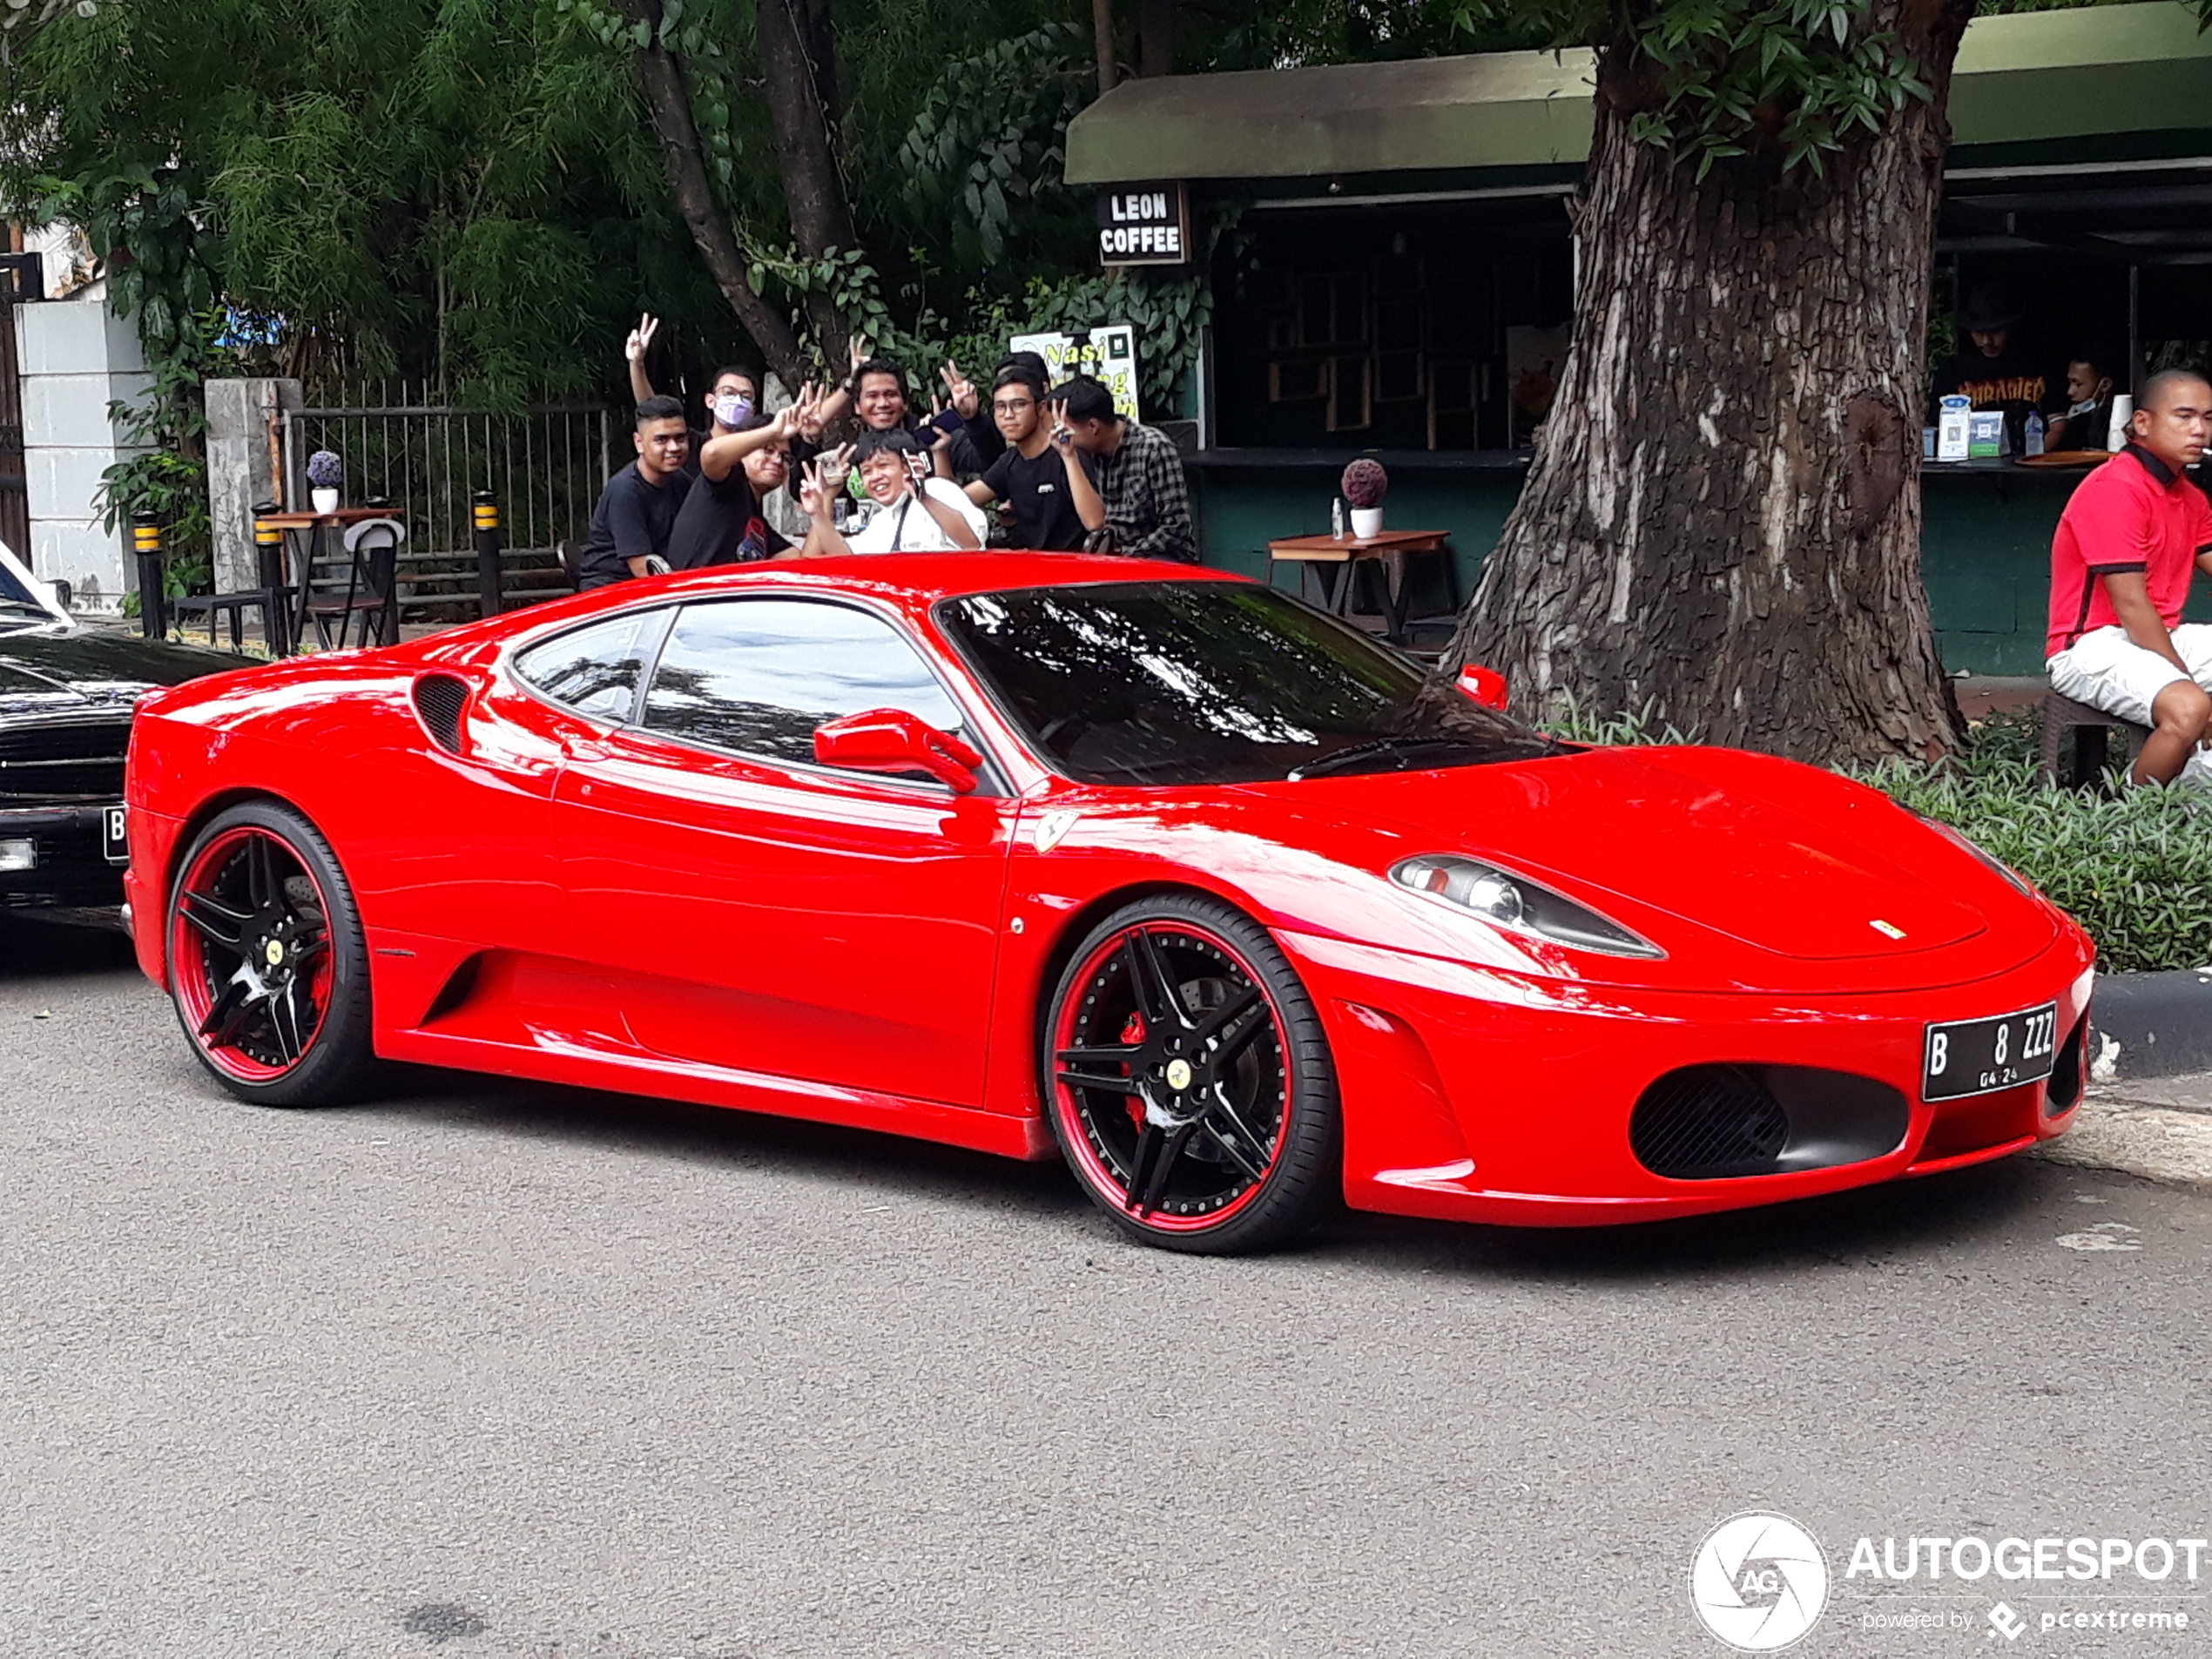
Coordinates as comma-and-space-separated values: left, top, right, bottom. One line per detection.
666, 396, 822, 570
964, 365, 1105, 550
577, 396, 694, 590
1931, 283, 2055, 450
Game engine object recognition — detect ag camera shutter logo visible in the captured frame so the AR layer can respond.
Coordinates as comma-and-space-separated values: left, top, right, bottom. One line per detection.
1690, 1512, 1830, 1650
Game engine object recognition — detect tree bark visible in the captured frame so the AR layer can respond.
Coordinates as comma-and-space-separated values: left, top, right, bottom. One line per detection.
624, 19, 805, 385
1447, 1, 1975, 766
1137, 0, 1173, 77
757, 0, 856, 362
1091, 0, 1117, 92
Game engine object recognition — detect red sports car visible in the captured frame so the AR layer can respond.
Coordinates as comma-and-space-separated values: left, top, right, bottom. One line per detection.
125, 556, 2093, 1253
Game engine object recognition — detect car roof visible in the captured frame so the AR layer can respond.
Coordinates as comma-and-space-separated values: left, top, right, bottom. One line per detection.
617, 552, 1246, 610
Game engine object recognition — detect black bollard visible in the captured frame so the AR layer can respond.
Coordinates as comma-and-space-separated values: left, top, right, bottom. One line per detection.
253, 505, 289, 656
473, 490, 502, 620
132, 511, 165, 639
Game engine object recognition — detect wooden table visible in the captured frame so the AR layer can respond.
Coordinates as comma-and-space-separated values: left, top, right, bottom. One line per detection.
1265, 529, 1459, 645
259, 508, 399, 654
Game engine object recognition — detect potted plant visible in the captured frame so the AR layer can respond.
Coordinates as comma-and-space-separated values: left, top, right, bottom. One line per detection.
1341, 457, 1387, 539
307, 450, 344, 516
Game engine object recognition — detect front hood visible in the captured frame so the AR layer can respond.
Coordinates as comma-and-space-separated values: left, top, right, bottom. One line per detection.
0, 623, 248, 718
1243, 745, 1993, 962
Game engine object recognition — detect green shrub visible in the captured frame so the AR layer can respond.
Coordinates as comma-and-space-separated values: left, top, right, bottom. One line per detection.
1858, 715, 2212, 975
1541, 702, 2212, 974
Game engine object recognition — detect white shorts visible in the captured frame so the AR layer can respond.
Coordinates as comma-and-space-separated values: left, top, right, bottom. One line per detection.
2047, 623, 2212, 783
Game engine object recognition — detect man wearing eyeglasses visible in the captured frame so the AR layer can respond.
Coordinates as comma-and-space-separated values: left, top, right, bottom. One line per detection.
963, 365, 1106, 550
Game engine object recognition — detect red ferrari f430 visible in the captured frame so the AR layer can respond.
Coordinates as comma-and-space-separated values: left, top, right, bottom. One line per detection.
125, 556, 2093, 1252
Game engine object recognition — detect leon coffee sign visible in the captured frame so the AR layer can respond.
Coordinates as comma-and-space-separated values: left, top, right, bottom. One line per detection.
1097, 182, 1190, 266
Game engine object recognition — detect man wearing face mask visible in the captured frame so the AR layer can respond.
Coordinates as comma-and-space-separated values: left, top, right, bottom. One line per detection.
623, 314, 762, 477
666, 387, 824, 570
576, 395, 695, 590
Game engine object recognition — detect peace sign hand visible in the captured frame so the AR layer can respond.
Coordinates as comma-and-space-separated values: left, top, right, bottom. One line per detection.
624, 314, 659, 364
941, 361, 978, 420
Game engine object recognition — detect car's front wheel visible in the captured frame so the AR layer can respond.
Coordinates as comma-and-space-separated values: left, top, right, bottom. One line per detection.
1043, 894, 1339, 1254
166, 800, 377, 1107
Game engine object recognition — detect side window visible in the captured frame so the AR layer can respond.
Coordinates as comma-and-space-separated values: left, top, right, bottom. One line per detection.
638, 598, 968, 771
512, 609, 667, 723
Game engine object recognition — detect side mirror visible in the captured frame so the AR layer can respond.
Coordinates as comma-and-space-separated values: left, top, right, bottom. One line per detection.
1457, 664, 1509, 711
813, 707, 983, 794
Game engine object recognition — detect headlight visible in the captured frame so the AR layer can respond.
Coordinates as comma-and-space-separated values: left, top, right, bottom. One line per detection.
1914, 813, 2035, 898
1390, 854, 1664, 959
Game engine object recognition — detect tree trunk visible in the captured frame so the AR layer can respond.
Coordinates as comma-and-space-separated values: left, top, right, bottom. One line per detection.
1091, 0, 1117, 92
1447, 3, 1973, 766
625, 28, 806, 386
1137, 0, 1173, 77
757, 0, 856, 363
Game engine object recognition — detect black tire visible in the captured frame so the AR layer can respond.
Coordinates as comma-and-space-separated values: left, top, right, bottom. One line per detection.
165, 799, 379, 1108
1042, 892, 1339, 1254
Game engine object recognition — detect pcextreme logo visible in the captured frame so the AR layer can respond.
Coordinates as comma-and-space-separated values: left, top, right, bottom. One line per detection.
1690, 1512, 1831, 1651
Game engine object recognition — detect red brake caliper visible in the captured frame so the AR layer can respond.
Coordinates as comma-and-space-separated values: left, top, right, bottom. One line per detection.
1120, 1012, 1147, 1130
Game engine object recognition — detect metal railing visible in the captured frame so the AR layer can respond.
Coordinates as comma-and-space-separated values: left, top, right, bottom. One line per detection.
281, 390, 612, 617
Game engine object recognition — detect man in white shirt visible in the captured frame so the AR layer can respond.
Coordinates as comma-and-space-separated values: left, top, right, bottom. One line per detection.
798, 428, 986, 556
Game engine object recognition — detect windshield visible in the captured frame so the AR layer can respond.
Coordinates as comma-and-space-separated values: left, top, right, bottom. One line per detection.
0, 557, 51, 617
937, 581, 1561, 786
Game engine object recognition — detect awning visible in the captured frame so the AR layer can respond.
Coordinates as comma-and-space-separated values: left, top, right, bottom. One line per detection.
1064, 2, 2212, 186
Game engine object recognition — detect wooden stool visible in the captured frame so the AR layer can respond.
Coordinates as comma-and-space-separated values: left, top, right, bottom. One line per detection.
2039, 691, 2147, 788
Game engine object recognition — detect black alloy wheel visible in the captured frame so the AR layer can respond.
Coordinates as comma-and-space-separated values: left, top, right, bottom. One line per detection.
1043, 893, 1339, 1254
166, 799, 377, 1107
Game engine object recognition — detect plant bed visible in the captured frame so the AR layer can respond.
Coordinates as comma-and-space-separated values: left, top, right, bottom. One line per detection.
1548, 703, 2212, 981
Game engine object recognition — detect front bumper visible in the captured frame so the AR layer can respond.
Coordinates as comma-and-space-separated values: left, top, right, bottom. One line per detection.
0, 804, 125, 909
1279, 927, 2095, 1227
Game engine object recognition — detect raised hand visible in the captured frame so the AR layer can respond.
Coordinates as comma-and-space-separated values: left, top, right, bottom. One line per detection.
941, 361, 978, 420
1046, 397, 1075, 448
797, 459, 828, 519
624, 314, 659, 364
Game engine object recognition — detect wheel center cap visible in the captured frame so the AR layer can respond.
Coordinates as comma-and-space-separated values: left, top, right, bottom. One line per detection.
1165, 1058, 1194, 1091
264, 939, 285, 968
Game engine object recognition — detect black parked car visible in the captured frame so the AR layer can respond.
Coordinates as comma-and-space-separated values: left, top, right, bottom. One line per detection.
0, 543, 247, 913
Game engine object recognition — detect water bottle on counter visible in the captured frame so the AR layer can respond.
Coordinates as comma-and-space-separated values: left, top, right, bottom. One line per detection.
1331, 496, 1346, 541
2025, 411, 2045, 458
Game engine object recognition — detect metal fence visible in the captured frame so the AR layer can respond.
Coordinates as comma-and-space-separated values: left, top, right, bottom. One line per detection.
282, 386, 613, 616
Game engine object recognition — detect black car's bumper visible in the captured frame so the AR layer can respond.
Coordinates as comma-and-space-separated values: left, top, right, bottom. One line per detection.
0, 804, 125, 908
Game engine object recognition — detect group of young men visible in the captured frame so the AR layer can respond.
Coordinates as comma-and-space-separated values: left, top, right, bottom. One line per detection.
576, 316, 1196, 590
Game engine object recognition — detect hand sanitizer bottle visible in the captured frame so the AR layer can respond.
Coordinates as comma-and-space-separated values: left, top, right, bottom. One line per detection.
1331, 496, 1345, 541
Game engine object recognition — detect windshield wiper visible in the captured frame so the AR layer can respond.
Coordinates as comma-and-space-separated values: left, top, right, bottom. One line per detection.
1288, 733, 1487, 781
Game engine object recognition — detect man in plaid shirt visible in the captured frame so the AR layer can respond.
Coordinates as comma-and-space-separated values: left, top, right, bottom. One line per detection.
1053, 376, 1197, 562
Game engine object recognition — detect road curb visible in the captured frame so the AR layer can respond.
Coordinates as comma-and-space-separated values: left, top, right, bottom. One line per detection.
2094, 968, 2212, 1082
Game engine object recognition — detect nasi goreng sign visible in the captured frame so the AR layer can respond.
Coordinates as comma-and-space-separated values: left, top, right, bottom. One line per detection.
1096, 183, 1190, 266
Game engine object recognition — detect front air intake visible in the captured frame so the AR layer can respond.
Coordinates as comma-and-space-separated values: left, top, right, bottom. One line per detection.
1630, 1064, 1912, 1180
1630, 1065, 1789, 1178
411, 674, 469, 755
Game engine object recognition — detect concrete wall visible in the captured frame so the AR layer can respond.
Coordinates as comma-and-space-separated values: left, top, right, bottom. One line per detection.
13, 293, 150, 612
204, 379, 302, 593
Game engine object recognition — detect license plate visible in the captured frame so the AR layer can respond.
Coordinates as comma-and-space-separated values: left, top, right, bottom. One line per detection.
100, 805, 128, 865
1923, 1002, 2058, 1102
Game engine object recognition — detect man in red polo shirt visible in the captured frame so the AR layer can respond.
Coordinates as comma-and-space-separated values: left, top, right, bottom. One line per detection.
2046, 368, 2212, 786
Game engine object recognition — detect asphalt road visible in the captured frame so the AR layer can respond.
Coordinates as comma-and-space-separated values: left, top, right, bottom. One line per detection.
5, 912, 2211, 1659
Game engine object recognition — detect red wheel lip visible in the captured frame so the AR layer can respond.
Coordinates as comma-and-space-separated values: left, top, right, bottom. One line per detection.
169, 825, 333, 1084
1051, 920, 1292, 1234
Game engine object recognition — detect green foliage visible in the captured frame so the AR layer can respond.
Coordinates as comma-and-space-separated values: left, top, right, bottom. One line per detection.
1860, 717, 2212, 975
895, 23, 1094, 266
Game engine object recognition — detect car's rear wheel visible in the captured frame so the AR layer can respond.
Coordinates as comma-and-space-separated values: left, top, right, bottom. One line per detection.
166, 801, 376, 1107
1043, 894, 1339, 1254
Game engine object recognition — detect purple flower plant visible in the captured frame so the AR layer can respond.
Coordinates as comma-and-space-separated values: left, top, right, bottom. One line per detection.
1340, 457, 1387, 509
306, 450, 344, 492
